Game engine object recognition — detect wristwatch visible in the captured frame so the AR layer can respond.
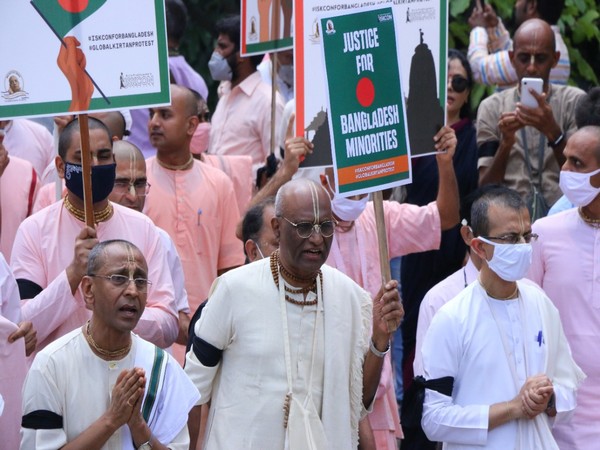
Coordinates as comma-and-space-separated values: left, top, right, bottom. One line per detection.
137, 439, 152, 450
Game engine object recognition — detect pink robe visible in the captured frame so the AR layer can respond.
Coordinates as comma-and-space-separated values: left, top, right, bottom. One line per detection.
529, 208, 600, 449
144, 158, 245, 363
11, 201, 178, 352
326, 200, 442, 447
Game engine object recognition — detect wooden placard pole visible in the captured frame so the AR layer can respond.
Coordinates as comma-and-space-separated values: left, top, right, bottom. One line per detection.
269, 0, 282, 155
78, 113, 95, 229
372, 190, 396, 333
270, 52, 278, 155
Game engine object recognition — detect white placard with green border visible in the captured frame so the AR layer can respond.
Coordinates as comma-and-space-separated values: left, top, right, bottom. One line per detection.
295, 0, 447, 171
0, 0, 170, 120
320, 6, 411, 196
241, 0, 293, 55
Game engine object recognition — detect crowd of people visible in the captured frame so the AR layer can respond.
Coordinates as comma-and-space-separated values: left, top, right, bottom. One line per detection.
1, 0, 599, 449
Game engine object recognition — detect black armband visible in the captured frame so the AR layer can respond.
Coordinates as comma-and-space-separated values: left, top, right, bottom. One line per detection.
17, 279, 43, 300
22, 410, 63, 429
192, 335, 223, 367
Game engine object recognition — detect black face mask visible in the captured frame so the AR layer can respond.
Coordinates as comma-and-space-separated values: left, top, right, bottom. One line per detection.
451, 75, 469, 93
64, 162, 116, 203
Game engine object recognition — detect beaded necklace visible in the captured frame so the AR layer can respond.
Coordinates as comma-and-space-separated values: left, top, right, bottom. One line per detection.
156, 154, 194, 171
270, 250, 321, 306
579, 207, 600, 228
64, 196, 113, 224
84, 320, 131, 360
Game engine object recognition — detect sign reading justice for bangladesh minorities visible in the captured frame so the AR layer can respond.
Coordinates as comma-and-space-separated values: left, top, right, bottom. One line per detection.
320, 7, 411, 196
0, 0, 169, 120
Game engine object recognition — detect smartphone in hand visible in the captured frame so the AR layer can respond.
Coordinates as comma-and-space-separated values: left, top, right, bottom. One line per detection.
520, 77, 543, 108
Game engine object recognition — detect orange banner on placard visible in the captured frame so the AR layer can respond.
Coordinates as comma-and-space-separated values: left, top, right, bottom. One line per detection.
338, 155, 409, 186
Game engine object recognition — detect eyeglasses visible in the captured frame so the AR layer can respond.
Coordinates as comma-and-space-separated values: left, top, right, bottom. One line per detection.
479, 232, 539, 245
112, 180, 151, 197
88, 274, 152, 292
450, 75, 469, 93
281, 216, 337, 238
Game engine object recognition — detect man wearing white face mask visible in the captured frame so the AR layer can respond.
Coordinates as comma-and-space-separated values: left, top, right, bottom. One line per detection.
421, 186, 584, 449
319, 125, 460, 449
207, 15, 284, 178
321, 125, 461, 300
528, 125, 600, 449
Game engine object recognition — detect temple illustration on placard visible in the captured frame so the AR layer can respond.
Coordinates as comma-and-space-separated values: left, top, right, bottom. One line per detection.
405, 29, 444, 156
301, 107, 333, 168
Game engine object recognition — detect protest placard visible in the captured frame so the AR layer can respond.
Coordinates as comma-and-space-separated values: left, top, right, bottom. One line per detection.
320, 6, 410, 196
0, 0, 170, 119
241, 0, 293, 55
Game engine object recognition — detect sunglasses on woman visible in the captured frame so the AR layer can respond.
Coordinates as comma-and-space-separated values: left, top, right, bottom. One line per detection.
450, 75, 469, 93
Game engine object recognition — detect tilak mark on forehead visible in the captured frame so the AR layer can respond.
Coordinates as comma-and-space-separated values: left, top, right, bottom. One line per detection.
309, 182, 319, 223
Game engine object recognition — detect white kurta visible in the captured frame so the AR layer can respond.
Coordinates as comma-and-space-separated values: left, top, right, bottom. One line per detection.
421, 281, 584, 449
21, 330, 199, 450
185, 258, 372, 450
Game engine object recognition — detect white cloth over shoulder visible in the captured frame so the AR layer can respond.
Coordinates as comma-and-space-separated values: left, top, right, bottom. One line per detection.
21, 330, 199, 450
421, 281, 584, 449
185, 259, 372, 450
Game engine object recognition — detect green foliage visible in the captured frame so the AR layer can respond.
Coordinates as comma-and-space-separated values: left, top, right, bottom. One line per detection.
448, 0, 600, 94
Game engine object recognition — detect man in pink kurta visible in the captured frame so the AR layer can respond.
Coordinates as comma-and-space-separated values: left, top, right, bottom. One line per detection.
528, 126, 600, 449
0, 119, 54, 179
207, 15, 283, 177
11, 201, 178, 352
1, 154, 39, 261
145, 85, 245, 361
321, 126, 459, 448
324, 200, 441, 448
10, 118, 178, 354
326, 201, 442, 297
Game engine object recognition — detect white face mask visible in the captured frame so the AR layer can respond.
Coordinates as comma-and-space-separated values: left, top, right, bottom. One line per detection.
331, 194, 368, 221
478, 236, 532, 282
278, 64, 294, 87
559, 168, 600, 207
208, 52, 232, 81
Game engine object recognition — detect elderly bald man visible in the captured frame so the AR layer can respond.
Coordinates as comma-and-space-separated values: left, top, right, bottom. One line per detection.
185, 178, 403, 450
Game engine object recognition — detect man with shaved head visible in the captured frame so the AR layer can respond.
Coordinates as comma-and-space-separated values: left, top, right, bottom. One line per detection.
477, 18, 585, 218
468, 0, 569, 87
145, 84, 244, 363
185, 178, 403, 449
529, 125, 600, 448
21, 240, 199, 450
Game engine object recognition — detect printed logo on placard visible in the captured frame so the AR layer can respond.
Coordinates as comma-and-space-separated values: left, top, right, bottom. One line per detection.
119, 72, 154, 89
325, 19, 336, 35
2, 70, 29, 102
